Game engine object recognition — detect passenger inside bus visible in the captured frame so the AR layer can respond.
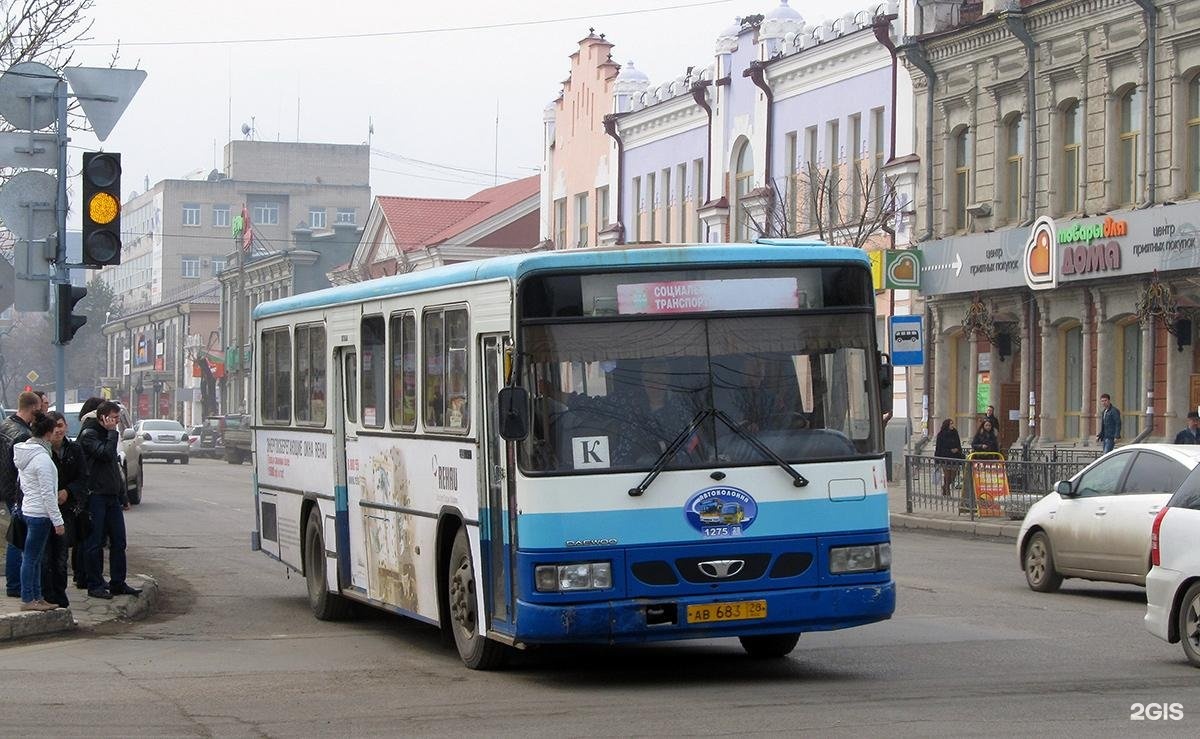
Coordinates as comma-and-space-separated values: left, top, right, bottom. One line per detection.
536, 357, 708, 469
712, 353, 811, 435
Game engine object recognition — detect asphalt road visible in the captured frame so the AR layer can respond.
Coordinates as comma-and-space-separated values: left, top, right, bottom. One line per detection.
3, 457, 1199, 737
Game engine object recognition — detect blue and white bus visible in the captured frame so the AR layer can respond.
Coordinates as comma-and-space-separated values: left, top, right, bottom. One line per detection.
250, 242, 896, 668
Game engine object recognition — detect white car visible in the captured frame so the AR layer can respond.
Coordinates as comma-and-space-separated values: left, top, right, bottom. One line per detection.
1018, 444, 1200, 592
1145, 468, 1200, 667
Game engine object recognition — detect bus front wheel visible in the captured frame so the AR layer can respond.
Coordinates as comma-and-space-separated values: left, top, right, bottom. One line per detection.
447, 527, 507, 670
304, 508, 352, 621
739, 633, 800, 658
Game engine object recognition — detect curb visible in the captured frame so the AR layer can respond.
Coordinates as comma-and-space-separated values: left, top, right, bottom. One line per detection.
0, 573, 160, 643
0, 603, 76, 641
890, 512, 1021, 541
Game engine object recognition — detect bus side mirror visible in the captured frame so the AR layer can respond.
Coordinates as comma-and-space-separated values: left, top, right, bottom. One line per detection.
497, 387, 530, 441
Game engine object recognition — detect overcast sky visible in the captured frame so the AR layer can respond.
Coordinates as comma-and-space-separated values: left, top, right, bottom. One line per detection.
71, 0, 872, 203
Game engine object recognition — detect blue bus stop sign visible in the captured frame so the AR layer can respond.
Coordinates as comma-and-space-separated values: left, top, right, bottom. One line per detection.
889, 315, 924, 367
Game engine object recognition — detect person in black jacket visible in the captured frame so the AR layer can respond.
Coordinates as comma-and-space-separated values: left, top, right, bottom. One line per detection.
78, 401, 140, 600
1, 391, 40, 597
42, 412, 87, 608
934, 418, 965, 496
971, 419, 1000, 454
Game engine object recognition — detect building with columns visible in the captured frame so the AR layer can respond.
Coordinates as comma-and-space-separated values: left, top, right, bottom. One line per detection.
541, 2, 918, 465
904, 0, 1200, 448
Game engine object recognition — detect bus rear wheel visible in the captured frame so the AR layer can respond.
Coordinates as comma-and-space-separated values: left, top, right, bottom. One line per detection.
739, 633, 800, 658
447, 527, 507, 670
305, 508, 352, 621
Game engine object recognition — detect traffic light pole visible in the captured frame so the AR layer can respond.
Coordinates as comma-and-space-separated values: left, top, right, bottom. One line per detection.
53, 78, 67, 412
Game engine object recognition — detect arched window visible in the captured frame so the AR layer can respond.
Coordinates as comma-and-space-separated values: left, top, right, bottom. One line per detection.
1118, 87, 1141, 206
1061, 101, 1082, 213
952, 127, 972, 231
1004, 114, 1024, 222
1188, 76, 1200, 195
1062, 325, 1082, 438
733, 141, 755, 241
1120, 321, 1143, 437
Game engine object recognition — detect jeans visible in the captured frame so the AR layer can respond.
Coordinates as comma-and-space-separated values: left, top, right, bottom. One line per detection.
19, 515, 52, 603
41, 520, 70, 606
1102, 437, 1115, 453
5, 505, 21, 595
85, 495, 127, 590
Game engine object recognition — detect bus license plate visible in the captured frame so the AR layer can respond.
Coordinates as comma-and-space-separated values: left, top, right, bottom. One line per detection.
686, 600, 767, 624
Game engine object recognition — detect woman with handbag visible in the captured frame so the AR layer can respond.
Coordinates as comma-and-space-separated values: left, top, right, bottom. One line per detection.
12, 413, 64, 611
42, 412, 87, 609
934, 418, 965, 496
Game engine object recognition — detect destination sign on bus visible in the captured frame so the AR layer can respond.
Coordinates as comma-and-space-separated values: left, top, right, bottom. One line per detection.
616, 277, 801, 315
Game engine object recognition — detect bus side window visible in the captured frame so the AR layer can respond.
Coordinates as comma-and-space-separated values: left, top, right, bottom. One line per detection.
422, 307, 470, 432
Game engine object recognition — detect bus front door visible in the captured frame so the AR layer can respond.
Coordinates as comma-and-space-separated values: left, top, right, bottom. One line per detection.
332, 347, 358, 592
480, 334, 514, 633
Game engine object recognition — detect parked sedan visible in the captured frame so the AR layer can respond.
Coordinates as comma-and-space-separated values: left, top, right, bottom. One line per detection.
1145, 467, 1200, 667
127, 419, 191, 464
1018, 444, 1200, 592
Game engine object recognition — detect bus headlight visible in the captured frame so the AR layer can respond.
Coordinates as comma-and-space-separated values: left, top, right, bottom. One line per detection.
829, 544, 890, 574
534, 562, 613, 592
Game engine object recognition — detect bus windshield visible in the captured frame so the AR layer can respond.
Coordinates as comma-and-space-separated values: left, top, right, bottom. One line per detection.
519, 312, 880, 474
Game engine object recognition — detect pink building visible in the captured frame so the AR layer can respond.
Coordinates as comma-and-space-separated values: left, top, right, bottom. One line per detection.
540, 31, 622, 249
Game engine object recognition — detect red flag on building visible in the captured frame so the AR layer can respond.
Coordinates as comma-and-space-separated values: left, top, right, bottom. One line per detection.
241, 205, 253, 253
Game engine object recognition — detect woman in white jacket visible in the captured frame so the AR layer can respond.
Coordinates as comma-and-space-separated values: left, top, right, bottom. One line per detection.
13, 413, 64, 611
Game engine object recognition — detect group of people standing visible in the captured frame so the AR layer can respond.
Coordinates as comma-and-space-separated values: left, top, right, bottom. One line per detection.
1, 391, 139, 612
933, 407, 1002, 497
933, 393, 1200, 498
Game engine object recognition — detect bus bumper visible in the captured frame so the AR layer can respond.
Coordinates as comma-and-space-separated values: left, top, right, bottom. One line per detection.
512, 579, 895, 644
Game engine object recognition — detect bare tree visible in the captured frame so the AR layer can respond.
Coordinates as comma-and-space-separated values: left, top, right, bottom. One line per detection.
743, 157, 899, 249
0, 0, 119, 262
1, 0, 120, 125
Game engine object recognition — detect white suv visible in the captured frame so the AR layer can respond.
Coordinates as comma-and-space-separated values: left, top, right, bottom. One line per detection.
1145, 466, 1200, 668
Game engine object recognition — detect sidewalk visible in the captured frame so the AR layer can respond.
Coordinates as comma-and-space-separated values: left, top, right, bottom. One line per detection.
886, 480, 1023, 541
1, 575, 159, 641
0, 533, 159, 642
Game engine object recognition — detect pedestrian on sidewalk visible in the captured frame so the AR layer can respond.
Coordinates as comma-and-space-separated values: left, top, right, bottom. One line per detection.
1174, 411, 1200, 444
13, 413, 64, 611
78, 401, 140, 600
971, 419, 1000, 454
934, 419, 964, 496
1, 391, 41, 598
1098, 393, 1122, 454
42, 411, 87, 609
72, 398, 104, 590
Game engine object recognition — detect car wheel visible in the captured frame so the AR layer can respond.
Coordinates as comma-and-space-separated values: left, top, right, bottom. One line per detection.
125, 461, 142, 505
739, 633, 800, 658
181, 456, 189, 465
447, 527, 508, 670
1179, 581, 1200, 668
304, 508, 352, 621
1023, 531, 1063, 593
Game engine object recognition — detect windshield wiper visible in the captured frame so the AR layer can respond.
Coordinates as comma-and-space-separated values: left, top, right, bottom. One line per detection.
712, 408, 809, 488
628, 407, 714, 497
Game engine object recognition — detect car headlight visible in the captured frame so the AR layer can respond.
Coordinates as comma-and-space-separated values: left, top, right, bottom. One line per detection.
534, 562, 612, 592
829, 543, 891, 574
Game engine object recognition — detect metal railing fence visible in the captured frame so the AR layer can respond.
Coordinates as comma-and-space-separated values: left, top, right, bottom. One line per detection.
904, 452, 1101, 521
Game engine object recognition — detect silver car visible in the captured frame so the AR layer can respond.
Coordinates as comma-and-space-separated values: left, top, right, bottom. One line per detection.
128, 419, 191, 464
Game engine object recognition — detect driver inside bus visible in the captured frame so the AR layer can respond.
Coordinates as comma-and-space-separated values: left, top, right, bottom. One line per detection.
713, 353, 809, 435
537, 357, 707, 468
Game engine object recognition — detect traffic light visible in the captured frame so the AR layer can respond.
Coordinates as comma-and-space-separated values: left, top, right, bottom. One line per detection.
81, 152, 121, 267
55, 282, 88, 344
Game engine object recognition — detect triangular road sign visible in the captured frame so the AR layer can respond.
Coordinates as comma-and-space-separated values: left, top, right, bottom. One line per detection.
63, 67, 147, 141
